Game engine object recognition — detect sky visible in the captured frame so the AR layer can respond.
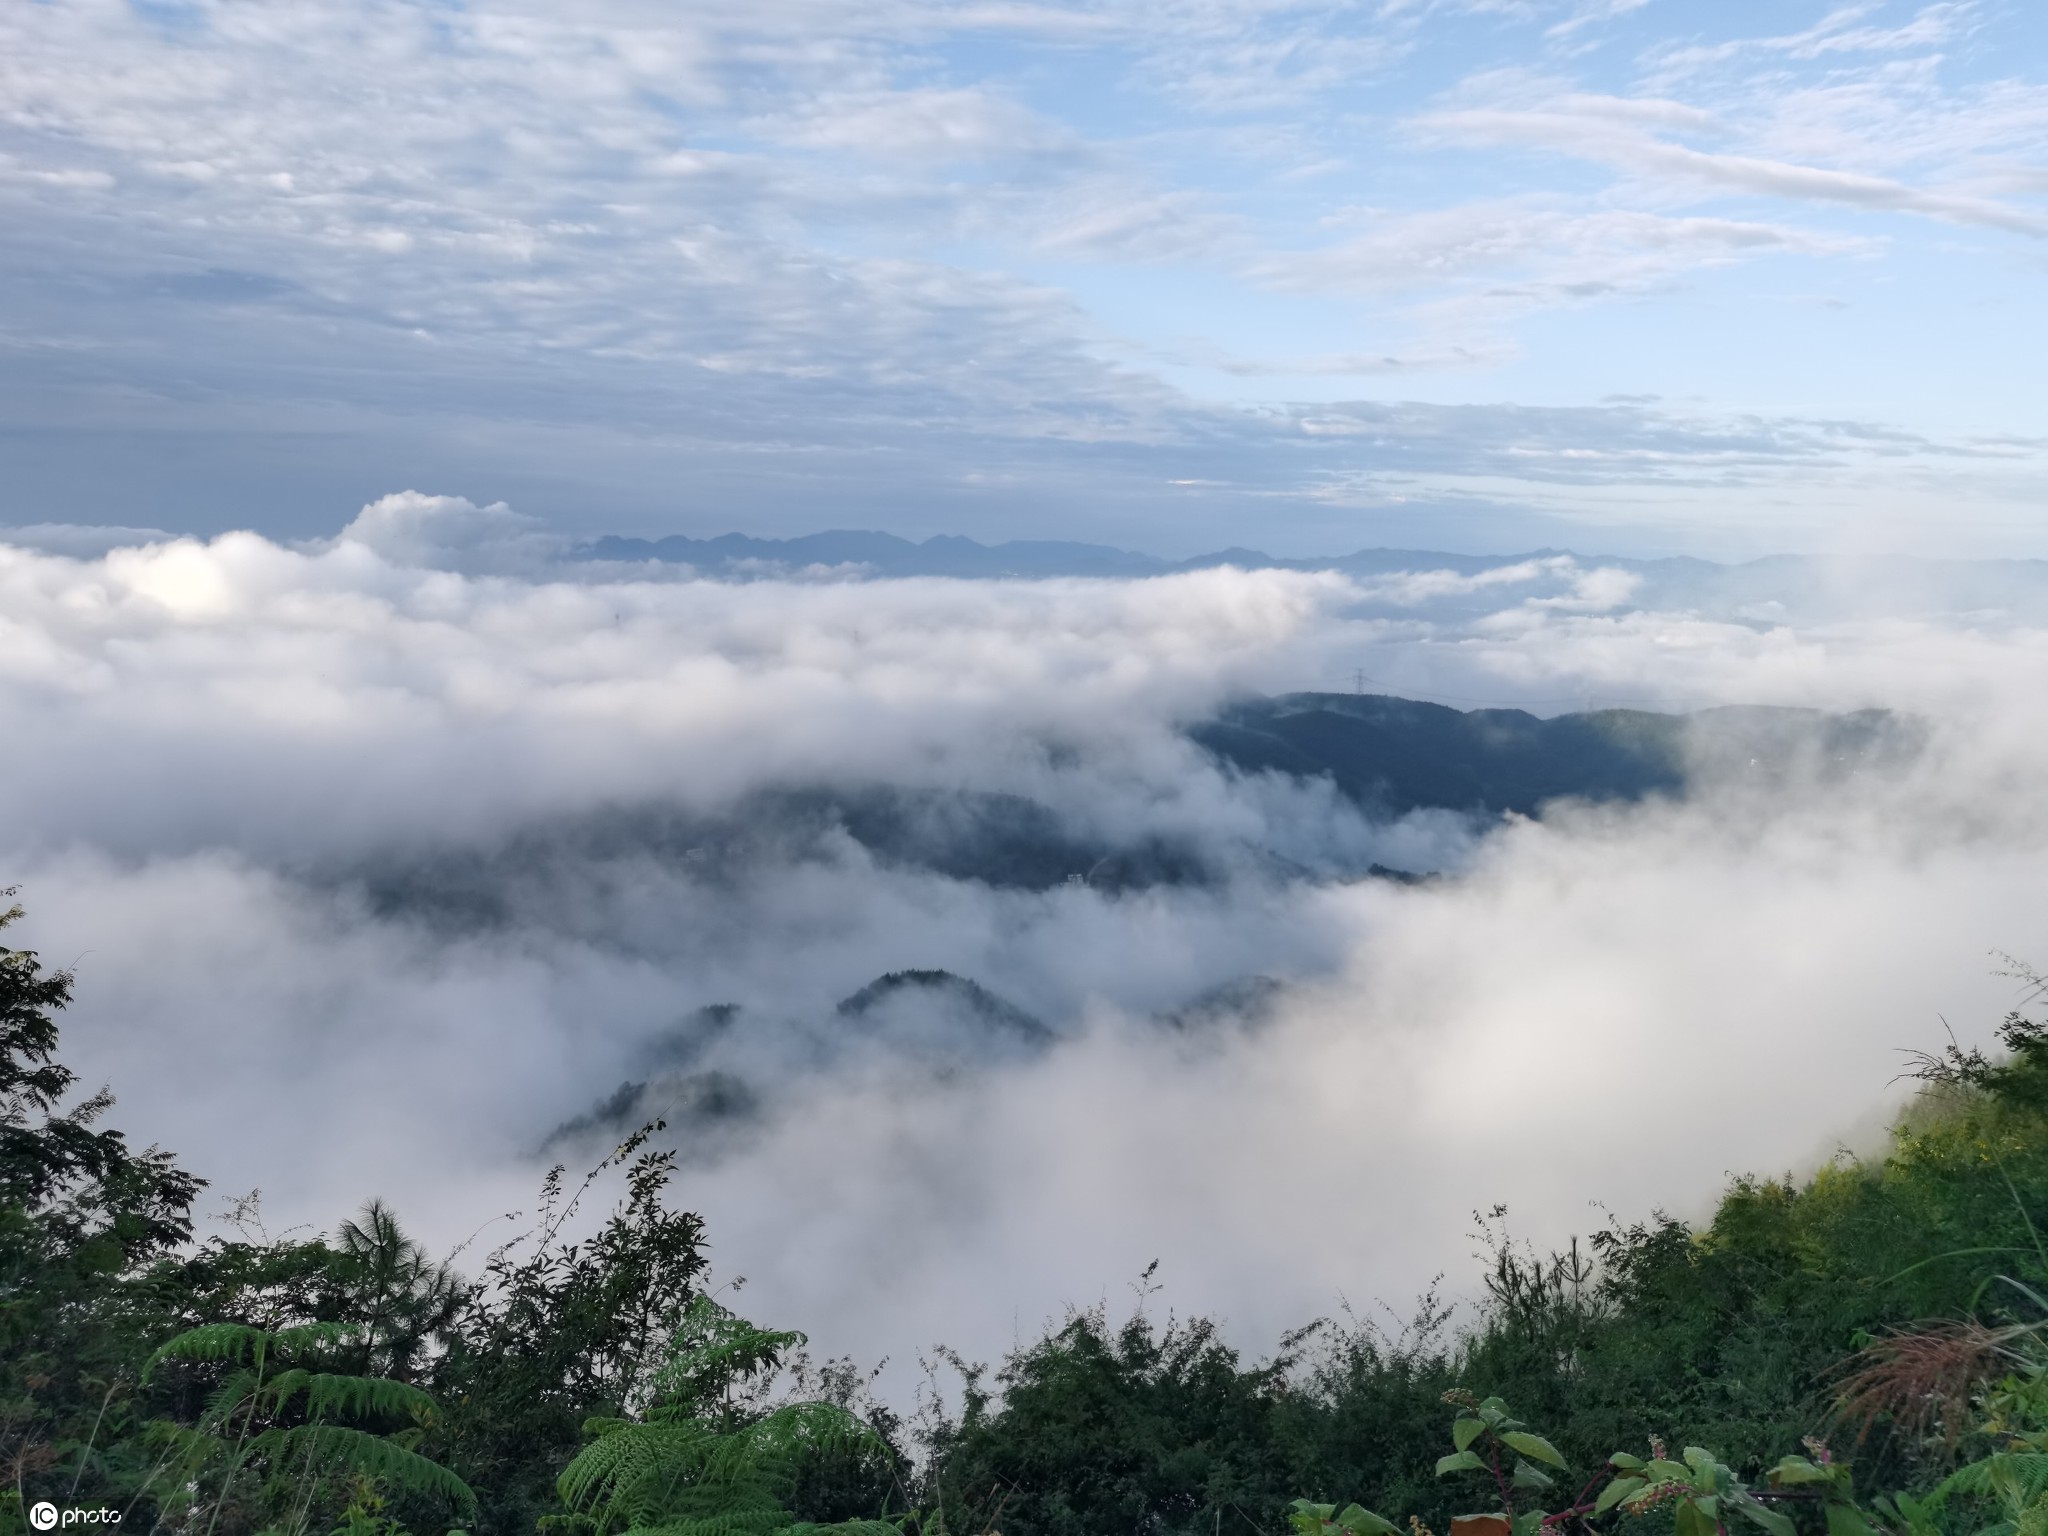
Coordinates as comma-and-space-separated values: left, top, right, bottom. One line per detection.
6, 0, 2048, 557
11, 0, 2048, 1406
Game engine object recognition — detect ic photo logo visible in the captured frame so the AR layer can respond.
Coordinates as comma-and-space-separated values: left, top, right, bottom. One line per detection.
28, 1505, 120, 1529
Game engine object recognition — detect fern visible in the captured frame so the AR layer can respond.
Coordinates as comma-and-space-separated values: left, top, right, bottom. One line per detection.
556, 1302, 902, 1536
146, 1320, 364, 1380
299, 1371, 440, 1426
644, 1297, 806, 1418
144, 1320, 473, 1536
256, 1424, 476, 1504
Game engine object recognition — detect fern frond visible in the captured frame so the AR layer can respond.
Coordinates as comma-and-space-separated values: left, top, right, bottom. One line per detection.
559, 1419, 721, 1525
562, 1305, 898, 1536
739, 1403, 885, 1463
301, 1372, 439, 1425
707, 1403, 888, 1498
144, 1320, 359, 1379
265, 1423, 476, 1508
261, 1367, 315, 1414
269, 1321, 360, 1355
647, 1297, 807, 1410
1943, 1454, 2048, 1498
633, 1516, 786, 1536
201, 1367, 263, 1427
146, 1323, 278, 1376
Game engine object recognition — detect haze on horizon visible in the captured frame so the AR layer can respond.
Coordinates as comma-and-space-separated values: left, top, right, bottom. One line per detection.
5, 0, 2048, 560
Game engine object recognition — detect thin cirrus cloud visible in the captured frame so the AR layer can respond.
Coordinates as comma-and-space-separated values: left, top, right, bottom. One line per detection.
1414, 94, 2048, 235
3, 0, 2048, 551
1644, 1, 1980, 72
1253, 203, 1864, 300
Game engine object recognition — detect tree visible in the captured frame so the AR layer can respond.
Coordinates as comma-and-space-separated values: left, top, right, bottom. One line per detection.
0, 892, 202, 1520
426, 1131, 713, 1536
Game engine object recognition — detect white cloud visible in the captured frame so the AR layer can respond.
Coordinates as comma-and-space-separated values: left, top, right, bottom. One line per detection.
0, 509, 1361, 860
1257, 201, 1859, 306
1648, 2, 1979, 73
755, 88, 1069, 160
7, 521, 2048, 1392
1414, 96, 2048, 234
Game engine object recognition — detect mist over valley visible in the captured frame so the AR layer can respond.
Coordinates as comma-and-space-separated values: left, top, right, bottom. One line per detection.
1, 503, 2039, 1395
13, 5, 2048, 1529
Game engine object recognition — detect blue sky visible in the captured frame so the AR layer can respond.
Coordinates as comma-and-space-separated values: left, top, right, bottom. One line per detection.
4, 0, 2048, 556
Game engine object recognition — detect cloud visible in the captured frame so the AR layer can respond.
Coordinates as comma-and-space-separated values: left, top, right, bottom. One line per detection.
1544, 0, 1650, 42
7, 514, 2048, 1395
755, 88, 1070, 161
323, 491, 568, 573
1282, 398, 1989, 493
4, 0, 2048, 554
1337, 553, 1639, 610
0, 510, 1366, 862
1255, 201, 1860, 308
1414, 96, 2048, 235
0, 522, 173, 556
1647, 2, 1979, 72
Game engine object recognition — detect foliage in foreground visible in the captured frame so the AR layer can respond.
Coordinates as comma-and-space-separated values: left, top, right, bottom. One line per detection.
552, 1296, 903, 1536
11, 889, 2048, 1536
139, 1320, 475, 1536
920, 993, 2048, 1536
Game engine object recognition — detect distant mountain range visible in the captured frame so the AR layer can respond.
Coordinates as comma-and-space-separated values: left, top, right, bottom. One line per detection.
1197, 692, 1921, 818
581, 530, 1170, 578
533, 684, 1919, 1161
578, 529, 2048, 620
448, 687, 1921, 1163
543, 965, 1289, 1159
348, 692, 1922, 949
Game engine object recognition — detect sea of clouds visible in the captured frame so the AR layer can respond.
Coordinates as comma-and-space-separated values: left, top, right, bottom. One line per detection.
5, 493, 2048, 1393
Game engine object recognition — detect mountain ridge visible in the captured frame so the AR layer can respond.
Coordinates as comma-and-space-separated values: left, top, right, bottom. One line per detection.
576, 530, 2048, 619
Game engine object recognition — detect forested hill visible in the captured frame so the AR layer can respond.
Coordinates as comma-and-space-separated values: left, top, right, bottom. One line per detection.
1193, 692, 1918, 817
338, 695, 1923, 953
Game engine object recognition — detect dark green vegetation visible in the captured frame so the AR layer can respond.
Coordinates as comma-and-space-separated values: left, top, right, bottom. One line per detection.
1194, 694, 1921, 819
920, 997, 2048, 1536
8, 890, 2048, 1536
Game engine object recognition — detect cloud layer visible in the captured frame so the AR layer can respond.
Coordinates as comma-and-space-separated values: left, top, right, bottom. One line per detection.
6, 509, 2048, 1393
